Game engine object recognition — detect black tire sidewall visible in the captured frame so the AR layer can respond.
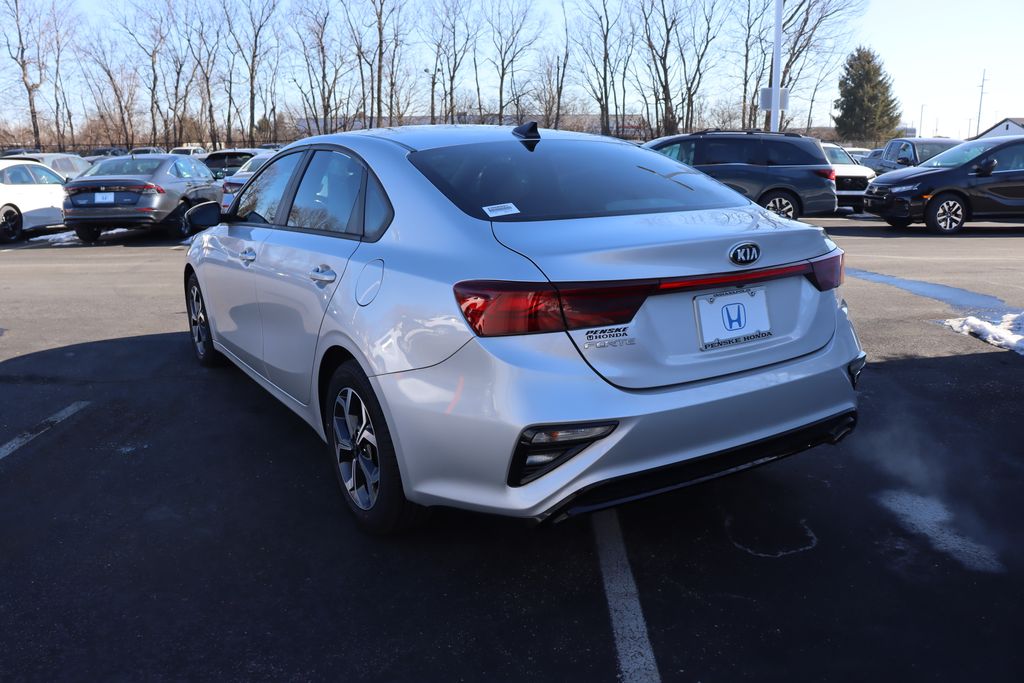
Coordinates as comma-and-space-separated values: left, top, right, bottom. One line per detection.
926, 194, 966, 235
166, 201, 191, 238
186, 273, 219, 366
325, 360, 409, 534
0, 205, 23, 243
74, 226, 100, 243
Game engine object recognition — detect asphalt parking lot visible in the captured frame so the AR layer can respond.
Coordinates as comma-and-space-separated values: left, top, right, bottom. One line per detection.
2, 217, 1023, 681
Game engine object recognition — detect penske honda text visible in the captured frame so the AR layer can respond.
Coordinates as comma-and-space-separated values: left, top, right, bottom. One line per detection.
183, 124, 865, 533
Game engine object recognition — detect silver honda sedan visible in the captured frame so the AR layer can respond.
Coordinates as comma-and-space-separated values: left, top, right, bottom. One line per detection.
183, 125, 865, 533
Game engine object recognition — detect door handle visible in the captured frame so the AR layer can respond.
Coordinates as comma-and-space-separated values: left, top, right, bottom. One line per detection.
308, 265, 337, 283
239, 247, 257, 263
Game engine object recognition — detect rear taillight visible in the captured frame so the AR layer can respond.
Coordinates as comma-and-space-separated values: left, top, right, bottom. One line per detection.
454, 249, 846, 337
222, 181, 243, 194
808, 251, 844, 291
815, 168, 837, 181
140, 183, 165, 194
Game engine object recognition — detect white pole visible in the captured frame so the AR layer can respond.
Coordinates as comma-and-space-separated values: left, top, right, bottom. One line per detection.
770, 0, 783, 132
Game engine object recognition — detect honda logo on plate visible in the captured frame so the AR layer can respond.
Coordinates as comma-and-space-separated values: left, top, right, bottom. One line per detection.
729, 242, 761, 266
722, 303, 747, 331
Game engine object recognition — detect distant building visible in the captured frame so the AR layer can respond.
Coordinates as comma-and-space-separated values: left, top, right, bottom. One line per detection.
974, 118, 1024, 139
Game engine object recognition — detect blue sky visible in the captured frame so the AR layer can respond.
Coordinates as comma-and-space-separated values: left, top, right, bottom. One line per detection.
68, 0, 1022, 138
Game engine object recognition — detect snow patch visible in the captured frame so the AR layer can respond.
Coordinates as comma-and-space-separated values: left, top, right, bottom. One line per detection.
877, 490, 1004, 573
29, 230, 80, 245
945, 312, 1024, 355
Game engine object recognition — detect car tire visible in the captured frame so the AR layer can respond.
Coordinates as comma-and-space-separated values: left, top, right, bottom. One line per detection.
185, 272, 224, 367
325, 360, 427, 534
884, 218, 912, 229
0, 204, 23, 243
74, 226, 101, 244
925, 193, 968, 235
165, 201, 192, 239
759, 191, 801, 220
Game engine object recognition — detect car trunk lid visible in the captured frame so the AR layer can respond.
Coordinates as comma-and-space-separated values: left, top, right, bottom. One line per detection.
65, 176, 158, 207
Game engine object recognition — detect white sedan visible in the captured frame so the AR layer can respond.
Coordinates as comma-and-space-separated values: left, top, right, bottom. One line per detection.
0, 159, 67, 242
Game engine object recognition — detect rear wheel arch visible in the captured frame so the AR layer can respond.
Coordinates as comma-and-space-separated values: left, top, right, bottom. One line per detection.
183, 263, 196, 292
318, 345, 358, 426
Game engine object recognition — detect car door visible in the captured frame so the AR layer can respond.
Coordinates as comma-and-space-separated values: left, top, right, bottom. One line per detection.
200, 151, 304, 375
252, 148, 365, 405
18, 165, 65, 227
693, 137, 763, 198
971, 142, 1024, 215
879, 141, 900, 172
185, 157, 219, 203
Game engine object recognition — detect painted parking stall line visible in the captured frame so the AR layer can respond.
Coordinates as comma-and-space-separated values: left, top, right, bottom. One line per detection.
592, 510, 661, 683
0, 401, 91, 463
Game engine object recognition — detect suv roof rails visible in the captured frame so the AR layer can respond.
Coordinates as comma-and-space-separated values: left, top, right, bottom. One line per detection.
688, 129, 806, 138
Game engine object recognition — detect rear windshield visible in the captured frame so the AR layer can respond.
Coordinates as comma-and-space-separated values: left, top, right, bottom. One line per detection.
824, 146, 855, 165
82, 158, 164, 176
409, 139, 746, 222
205, 153, 254, 169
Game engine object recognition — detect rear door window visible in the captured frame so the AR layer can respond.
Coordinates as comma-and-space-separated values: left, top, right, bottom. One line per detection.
234, 152, 302, 224
28, 166, 65, 184
699, 138, 759, 165
285, 151, 364, 234
656, 140, 696, 165
764, 139, 822, 165
409, 139, 745, 222
4, 165, 37, 184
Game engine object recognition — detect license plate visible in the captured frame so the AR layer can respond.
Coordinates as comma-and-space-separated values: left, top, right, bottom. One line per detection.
94, 192, 115, 204
694, 287, 772, 351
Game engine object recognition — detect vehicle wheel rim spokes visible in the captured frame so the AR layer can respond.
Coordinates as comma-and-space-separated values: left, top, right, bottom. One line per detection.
333, 388, 380, 510
767, 197, 794, 218
936, 201, 963, 231
188, 284, 207, 352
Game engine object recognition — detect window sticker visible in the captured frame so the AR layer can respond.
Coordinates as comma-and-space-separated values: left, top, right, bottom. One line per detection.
481, 202, 520, 217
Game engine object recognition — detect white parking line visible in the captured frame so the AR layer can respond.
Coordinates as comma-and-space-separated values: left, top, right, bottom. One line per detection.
592, 509, 661, 683
0, 401, 91, 463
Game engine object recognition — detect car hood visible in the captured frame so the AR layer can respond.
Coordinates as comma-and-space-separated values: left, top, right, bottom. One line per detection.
874, 166, 954, 185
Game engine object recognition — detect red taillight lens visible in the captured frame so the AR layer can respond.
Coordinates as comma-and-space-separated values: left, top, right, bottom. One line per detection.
222, 182, 243, 194
140, 183, 165, 194
815, 168, 837, 181
557, 282, 655, 329
808, 251, 844, 291
453, 281, 564, 336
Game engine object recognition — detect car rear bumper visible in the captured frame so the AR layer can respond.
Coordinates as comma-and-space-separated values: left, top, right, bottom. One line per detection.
373, 302, 863, 519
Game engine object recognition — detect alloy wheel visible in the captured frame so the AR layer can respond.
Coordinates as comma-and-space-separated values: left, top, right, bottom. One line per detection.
0, 207, 21, 241
935, 200, 964, 232
766, 196, 795, 218
333, 388, 381, 510
188, 283, 208, 354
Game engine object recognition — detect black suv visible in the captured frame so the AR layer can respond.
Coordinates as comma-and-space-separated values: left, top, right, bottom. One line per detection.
863, 135, 1024, 234
862, 137, 962, 174
642, 130, 837, 220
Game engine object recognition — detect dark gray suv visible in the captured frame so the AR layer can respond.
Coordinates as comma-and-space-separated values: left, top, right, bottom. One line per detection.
643, 131, 837, 220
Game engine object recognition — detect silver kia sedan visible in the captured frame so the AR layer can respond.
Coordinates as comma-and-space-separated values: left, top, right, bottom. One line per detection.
183, 124, 865, 533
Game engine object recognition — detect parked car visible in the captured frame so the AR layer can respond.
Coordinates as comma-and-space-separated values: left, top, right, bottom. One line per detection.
170, 146, 207, 156
822, 143, 875, 213
858, 148, 884, 172
219, 152, 273, 210
199, 148, 264, 181
8, 152, 93, 180
871, 137, 962, 175
258, 143, 283, 150
182, 124, 863, 533
63, 154, 221, 242
843, 146, 871, 160
83, 147, 127, 163
0, 147, 41, 157
864, 135, 1024, 234
643, 130, 837, 220
0, 160, 67, 242
129, 146, 165, 155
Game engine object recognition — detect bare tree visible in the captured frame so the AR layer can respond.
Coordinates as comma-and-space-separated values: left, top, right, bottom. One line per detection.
428, 0, 475, 123
3, 0, 47, 148
46, 0, 78, 150
635, 0, 683, 136
573, 0, 623, 136
187, 0, 223, 148
291, 0, 351, 135
676, 0, 724, 132
484, 0, 539, 124
225, 0, 279, 146
80, 35, 140, 147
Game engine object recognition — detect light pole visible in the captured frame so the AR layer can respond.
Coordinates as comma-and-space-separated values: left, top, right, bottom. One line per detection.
769, 0, 783, 132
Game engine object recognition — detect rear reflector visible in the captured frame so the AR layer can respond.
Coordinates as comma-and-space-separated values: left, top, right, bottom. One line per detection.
454, 250, 845, 337
815, 168, 837, 181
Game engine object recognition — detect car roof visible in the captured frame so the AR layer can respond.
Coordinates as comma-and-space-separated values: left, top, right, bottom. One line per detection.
205, 147, 264, 155
0, 159, 48, 170
894, 137, 962, 144
288, 125, 617, 153
7, 152, 83, 160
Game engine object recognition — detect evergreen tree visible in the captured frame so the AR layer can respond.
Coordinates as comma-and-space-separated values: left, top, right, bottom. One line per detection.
833, 47, 901, 142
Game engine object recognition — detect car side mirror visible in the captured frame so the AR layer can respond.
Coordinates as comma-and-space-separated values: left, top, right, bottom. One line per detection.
896, 157, 912, 166
974, 157, 997, 177
186, 201, 223, 230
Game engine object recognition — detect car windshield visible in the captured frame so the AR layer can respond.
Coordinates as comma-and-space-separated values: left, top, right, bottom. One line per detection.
238, 155, 270, 174
920, 139, 1003, 168
824, 147, 856, 165
409, 139, 746, 222
82, 158, 164, 176
915, 141, 960, 163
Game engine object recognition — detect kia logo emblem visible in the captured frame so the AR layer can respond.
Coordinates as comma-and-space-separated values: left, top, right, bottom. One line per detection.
729, 243, 761, 266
